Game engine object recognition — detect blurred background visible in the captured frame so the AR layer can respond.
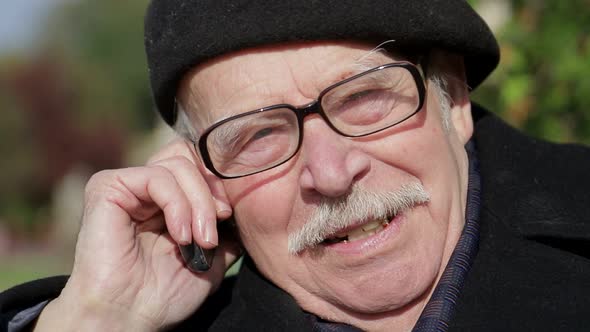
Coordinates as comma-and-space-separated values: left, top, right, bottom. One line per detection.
0, 0, 588, 291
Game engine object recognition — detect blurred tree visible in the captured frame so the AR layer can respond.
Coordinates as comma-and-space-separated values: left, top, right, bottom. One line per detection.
0, 0, 150, 233
0, 57, 40, 231
470, 0, 590, 144
48, 0, 153, 132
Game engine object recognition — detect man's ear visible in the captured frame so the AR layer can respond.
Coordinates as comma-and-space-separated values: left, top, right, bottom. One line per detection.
430, 51, 474, 144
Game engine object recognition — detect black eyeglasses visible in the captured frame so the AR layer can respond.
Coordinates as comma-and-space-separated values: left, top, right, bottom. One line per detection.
192, 62, 426, 179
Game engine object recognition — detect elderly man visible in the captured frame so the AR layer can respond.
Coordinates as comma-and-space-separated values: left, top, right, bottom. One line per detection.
2, 1, 590, 331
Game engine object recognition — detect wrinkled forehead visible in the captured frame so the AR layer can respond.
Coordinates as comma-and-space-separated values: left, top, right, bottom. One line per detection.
177, 41, 406, 130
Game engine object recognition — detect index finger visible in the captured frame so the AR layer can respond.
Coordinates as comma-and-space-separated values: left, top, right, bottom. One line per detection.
148, 137, 232, 220
148, 137, 199, 165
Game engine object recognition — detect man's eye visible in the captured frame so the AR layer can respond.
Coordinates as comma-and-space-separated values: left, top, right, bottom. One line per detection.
238, 125, 283, 153
252, 127, 274, 140
337, 89, 390, 111
343, 90, 375, 103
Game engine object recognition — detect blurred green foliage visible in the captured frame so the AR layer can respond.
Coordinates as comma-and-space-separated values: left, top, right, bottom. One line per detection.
49, 0, 153, 132
470, 0, 590, 144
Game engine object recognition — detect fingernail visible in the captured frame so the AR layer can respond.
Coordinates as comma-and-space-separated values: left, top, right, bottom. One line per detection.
214, 198, 232, 219
204, 218, 218, 246
217, 208, 233, 220
180, 223, 191, 244
197, 217, 218, 247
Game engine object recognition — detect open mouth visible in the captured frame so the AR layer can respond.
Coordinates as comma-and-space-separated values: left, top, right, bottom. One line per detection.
321, 213, 394, 245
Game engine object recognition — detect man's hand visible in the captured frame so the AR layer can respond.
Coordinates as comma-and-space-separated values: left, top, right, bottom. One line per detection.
34, 139, 241, 331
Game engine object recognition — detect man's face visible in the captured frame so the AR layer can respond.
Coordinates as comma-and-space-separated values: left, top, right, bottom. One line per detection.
180, 42, 473, 320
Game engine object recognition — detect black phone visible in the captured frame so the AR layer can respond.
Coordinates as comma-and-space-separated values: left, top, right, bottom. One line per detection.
178, 242, 216, 272
177, 217, 237, 272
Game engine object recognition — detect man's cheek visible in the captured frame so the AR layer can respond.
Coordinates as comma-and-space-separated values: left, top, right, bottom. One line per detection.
233, 190, 293, 233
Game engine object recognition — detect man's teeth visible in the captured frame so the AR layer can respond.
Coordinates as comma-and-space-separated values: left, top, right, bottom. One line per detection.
328, 218, 390, 244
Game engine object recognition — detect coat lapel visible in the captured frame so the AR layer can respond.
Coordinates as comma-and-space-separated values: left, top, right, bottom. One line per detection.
450, 106, 590, 331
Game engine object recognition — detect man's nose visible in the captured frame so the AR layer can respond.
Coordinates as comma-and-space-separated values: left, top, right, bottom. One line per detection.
298, 117, 371, 197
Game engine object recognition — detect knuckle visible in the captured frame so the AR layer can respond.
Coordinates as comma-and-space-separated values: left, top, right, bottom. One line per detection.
151, 156, 200, 178
85, 170, 114, 196
101, 183, 132, 205
148, 163, 176, 180
84, 169, 144, 215
147, 138, 194, 165
83, 170, 122, 216
85, 168, 134, 202
168, 155, 195, 168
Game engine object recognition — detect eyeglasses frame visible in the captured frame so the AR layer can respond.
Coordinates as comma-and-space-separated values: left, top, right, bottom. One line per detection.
191, 61, 426, 179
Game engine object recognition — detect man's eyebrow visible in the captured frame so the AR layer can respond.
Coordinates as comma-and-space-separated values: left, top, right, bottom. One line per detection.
351, 40, 398, 73
207, 116, 256, 156
209, 114, 288, 155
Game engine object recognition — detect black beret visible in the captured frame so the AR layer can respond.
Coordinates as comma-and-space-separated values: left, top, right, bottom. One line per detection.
145, 0, 500, 126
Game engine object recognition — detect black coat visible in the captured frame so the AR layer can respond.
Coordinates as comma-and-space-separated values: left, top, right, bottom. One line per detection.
2, 106, 590, 331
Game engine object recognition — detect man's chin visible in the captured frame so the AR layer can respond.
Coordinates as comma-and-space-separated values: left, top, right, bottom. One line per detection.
296, 276, 433, 322
291, 257, 440, 320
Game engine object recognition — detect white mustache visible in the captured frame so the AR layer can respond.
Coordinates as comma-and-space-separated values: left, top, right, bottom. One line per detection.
288, 182, 430, 254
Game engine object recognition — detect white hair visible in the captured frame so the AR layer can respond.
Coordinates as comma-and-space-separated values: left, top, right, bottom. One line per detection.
173, 101, 198, 142
429, 74, 452, 132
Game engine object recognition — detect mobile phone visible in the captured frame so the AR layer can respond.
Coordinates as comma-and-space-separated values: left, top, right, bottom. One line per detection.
178, 242, 216, 272
177, 217, 237, 272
